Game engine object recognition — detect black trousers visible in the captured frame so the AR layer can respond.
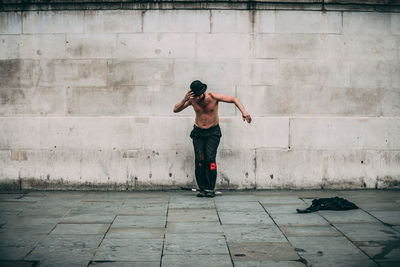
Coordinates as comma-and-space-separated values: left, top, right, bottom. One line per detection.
190, 124, 222, 191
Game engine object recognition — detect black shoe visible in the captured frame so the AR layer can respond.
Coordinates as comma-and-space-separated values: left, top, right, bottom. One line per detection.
196, 191, 206, 197
204, 190, 216, 198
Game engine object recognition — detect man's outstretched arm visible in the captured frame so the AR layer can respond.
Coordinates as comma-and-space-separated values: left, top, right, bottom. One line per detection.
173, 90, 193, 113
211, 92, 252, 123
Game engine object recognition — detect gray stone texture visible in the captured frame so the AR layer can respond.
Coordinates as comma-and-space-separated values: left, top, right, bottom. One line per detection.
1, 190, 400, 265
318, 209, 380, 223
166, 222, 222, 233
0, 7, 399, 190
272, 213, 329, 226
50, 224, 110, 235
94, 238, 163, 261
0, 12, 21, 34
162, 254, 233, 267
229, 242, 300, 261
281, 226, 342, 237
167, 208, 219, 222
223, 225, 287, 242
219, 211, 275, 225
164, 233, 229, 255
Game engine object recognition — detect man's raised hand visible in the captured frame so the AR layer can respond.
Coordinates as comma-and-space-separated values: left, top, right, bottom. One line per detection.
185, 90, 194, 102
242, 113, 252, 123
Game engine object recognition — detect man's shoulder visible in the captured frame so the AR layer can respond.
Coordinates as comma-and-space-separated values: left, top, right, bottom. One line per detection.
208, 92, 225, 102
208, 92, 217, 98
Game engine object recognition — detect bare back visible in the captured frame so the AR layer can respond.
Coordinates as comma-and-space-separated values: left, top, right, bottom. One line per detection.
190, 92, 219, 129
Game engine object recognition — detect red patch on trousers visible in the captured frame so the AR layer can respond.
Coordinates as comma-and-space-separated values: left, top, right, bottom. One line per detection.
202, 154, 204, 160
210, 162, 216, 170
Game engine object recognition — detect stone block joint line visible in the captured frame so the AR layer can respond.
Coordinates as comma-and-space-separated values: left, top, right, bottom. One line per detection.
160, 194, 171, 267
259, 199, 309, 266
214, 197, 236, 266
318, 210, 381, 266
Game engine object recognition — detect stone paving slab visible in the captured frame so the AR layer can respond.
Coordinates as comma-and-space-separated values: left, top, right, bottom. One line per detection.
33, 255, 92, 267
0, 224, 56, 234
168, 199, 215, 209
69, 202, 124, 214
2, 216, 60, 227
26, 234, 103, 255
369, 211, 400, 225
357, 202, 400, 211
0, 230, 45, 247
0, 213, 19, 225
280, 226, 342, 237
340, 191, 400, 199
318, 209, 380, 224
0, 210, 21, 216
118, 203, 168, 216
296, 190, 346, 198
112, 215, 166, 228
228, 242, 299, 261
0, 203, 26, 213
164, 233, 229, 255
122, 202, 169, 208
262, 204, 308, 214
161, 254, 233, 267
167, 209, 219, 222
124, 197, 170, 204
106, 227, 165, 239
1, 190, 400, 266
257, 196, 305, 205
0, 194, 24, 199
25, 235, 103, 265
20, 204, 78, 213
50, 224, 110, 235
333, 223, 400, 241
355, 240, 400, 262
215, 195, 258, 202
379, 262, 400, 267
219, 212, 275, 225
216, 201, 265, 212
271, 213, 329, 226
223, 225, 286, 243
0, 199, 37, 204
288, 236, 365, 256
60, 214, 115, 224
166, 221, 223, 233
94, 238, 163, 261
0, 247, 35, 260
82, 192, 131, 201
0, 261, 36, 267
18, 209, 70, 217
89, 262, 159, 267
300, 253, 378, 267
234, 261, 306, 267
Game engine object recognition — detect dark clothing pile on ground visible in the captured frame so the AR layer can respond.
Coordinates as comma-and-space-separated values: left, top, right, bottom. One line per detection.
297, 197, 358, 213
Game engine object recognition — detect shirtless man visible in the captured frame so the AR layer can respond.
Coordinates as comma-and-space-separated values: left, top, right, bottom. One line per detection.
173, 80, 252, 197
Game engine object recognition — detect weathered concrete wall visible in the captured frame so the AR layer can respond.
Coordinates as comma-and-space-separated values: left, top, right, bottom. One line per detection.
0, 6, 399, 190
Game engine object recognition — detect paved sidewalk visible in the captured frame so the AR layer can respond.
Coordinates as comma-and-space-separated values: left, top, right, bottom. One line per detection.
0, 190, 399, 267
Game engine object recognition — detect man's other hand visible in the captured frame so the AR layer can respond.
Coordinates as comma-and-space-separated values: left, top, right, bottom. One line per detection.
242, 113, 252, 123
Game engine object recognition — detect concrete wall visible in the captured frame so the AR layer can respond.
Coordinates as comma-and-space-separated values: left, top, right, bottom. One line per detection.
1, 7, 399, 190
